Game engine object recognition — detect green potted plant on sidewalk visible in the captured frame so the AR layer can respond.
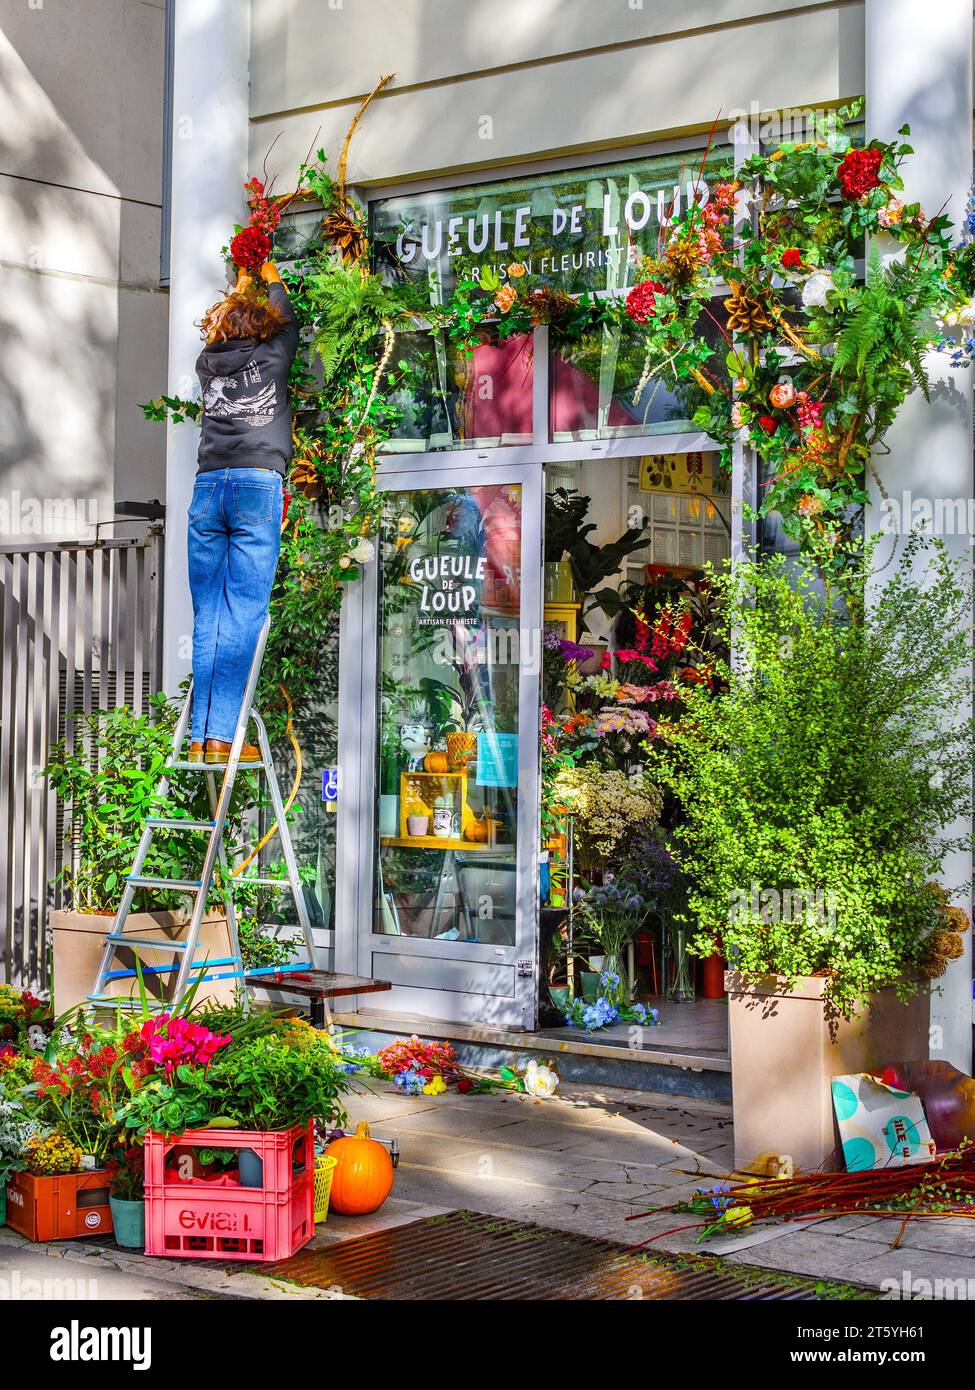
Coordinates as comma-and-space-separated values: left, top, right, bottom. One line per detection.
106, 1143, 146, 1249
653, 536, 974, 1170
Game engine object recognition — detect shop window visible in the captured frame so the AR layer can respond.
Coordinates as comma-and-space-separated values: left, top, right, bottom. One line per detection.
375, 485, 523, 943
383, 330, 534, 453
370, 143, 733, 452
549, 297, 730, 442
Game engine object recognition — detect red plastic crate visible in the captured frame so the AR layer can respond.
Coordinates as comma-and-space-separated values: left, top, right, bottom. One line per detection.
5, 1170, 113, 1242
144, 1123, 313, 1262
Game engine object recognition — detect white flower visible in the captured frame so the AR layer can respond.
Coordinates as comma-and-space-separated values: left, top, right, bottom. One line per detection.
958, 300, 975, 325
351, 537, 376, 565
523, 1059, 559, 1099
801, 271, 835, 308
27, 1024, 46, 1050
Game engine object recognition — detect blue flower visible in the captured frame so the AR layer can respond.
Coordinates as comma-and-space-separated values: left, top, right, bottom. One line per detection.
393, 1066, 426, 1095
600, 971, 620, 989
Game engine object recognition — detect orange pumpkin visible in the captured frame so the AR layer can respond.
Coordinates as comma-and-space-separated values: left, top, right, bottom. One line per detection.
325, 1121, 394, 1215
423, 750, 449, 773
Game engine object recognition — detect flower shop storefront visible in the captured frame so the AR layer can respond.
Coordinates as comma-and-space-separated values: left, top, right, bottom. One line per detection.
328, 140, 736, 1041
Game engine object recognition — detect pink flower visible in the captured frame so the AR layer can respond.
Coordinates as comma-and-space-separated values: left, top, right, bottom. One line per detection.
140, 1015, 230, 1076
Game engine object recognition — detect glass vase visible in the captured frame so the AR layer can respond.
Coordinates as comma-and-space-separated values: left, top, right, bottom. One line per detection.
667, 926, 695, 1003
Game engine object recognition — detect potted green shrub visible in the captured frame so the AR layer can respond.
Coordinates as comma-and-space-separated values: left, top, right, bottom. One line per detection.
653, 537, 974, 1170
44, 700, 250, 1013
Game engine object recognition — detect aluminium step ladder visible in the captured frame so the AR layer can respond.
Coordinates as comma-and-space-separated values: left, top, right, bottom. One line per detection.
87, 615, 318, 1014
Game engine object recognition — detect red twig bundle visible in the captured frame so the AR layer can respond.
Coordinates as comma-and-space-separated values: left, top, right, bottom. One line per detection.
629, 1148, 975, 1245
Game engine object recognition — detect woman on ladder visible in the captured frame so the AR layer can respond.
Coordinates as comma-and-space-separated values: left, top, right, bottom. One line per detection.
187, 259, 298, 765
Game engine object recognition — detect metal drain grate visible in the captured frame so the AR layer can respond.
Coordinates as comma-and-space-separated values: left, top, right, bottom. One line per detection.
265, 1211, 847, 1300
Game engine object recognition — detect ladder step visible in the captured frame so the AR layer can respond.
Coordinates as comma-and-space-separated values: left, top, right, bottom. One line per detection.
104, 934, 188, 950
167, 759, 268, 772
85, 995, 147, 1010
145, 818, 216, 832
126, 875, 203, 892
103, 956, 241, 982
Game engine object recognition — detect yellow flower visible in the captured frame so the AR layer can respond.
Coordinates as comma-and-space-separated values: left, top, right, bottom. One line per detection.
721, 1205, 752, 1228
423, 1075, 447, 1096
506, 262, 526, 279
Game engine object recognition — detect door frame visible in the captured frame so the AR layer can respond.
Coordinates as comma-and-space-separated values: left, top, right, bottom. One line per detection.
335, 454, 545, 1030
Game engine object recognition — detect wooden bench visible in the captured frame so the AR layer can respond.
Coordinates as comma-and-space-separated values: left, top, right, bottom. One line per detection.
245, 969, 391, 1031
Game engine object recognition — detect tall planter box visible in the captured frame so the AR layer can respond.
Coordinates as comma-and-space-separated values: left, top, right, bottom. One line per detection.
5, 1170, 113, 1242
727, 973, 931, 1173
51, 909, 235, 1015
144, 1123, 314, 1262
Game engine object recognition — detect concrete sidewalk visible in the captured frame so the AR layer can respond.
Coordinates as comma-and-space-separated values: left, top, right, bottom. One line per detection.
2, 1077, 973, 1298
332, 1077, 975, 1294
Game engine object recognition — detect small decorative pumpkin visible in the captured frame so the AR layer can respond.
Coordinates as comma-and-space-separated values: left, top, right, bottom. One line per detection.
464, 813, 496, 843
423, 749, 449, 773
325, 1121, 394, 1215
769, 378, 797, 410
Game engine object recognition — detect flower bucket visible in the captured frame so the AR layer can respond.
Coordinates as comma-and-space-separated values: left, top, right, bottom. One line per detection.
109, 1196, 145, 1250
314, 1154, 337, 1223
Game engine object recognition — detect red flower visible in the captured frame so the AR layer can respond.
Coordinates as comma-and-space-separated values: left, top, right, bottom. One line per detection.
122, 1032, 142, 1054
455, 1077, 474, 1094
837, 147, 884, 200
230, 226, 272, 270
625, 279, 664, 325
758, 415, 778, 435
781, 248, 801, 269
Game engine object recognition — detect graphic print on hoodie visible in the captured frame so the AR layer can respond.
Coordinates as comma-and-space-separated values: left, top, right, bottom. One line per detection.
195, 281, 300, 475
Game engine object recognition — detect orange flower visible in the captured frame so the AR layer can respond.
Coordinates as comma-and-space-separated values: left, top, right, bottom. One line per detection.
494, 284, 517, 313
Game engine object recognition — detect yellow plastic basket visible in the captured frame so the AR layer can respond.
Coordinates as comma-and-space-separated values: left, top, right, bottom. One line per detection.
314, 1154, 338, 1223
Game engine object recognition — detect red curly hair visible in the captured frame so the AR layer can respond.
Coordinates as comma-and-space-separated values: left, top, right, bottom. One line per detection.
201, 290, 286, 344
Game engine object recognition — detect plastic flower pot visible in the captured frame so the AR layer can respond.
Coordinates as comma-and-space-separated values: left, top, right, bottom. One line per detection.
238, 1149, 264, 1188
109, 1196, 145, 1250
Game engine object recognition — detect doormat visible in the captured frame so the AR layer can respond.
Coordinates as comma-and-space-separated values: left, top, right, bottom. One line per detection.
263, 1210, 870, 1300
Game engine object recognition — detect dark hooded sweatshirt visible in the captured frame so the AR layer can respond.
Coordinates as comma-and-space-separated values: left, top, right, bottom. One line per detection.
195, 282, 300, 475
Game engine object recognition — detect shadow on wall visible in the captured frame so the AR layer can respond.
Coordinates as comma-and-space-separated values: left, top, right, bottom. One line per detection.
0, 17, 166, 542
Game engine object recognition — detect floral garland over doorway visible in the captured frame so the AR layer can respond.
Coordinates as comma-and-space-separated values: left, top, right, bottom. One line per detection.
145, 98, 975, 725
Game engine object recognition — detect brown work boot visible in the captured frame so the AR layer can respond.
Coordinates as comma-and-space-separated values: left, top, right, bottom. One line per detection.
187, 741, 205, 764
204, 738, 262, 764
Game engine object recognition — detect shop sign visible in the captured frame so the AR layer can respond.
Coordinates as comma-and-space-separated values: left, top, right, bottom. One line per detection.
371, 148, 732, 297
408, 552, 485, 625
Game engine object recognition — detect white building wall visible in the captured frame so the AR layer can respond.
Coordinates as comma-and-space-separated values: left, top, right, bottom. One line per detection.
249, 0, 864, 187
0, 0, 169, 542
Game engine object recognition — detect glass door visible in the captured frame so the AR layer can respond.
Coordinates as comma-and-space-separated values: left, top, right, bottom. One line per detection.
341, 460, 543, 1030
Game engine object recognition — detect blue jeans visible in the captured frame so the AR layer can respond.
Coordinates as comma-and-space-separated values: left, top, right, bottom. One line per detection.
187, 468, 283, 743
